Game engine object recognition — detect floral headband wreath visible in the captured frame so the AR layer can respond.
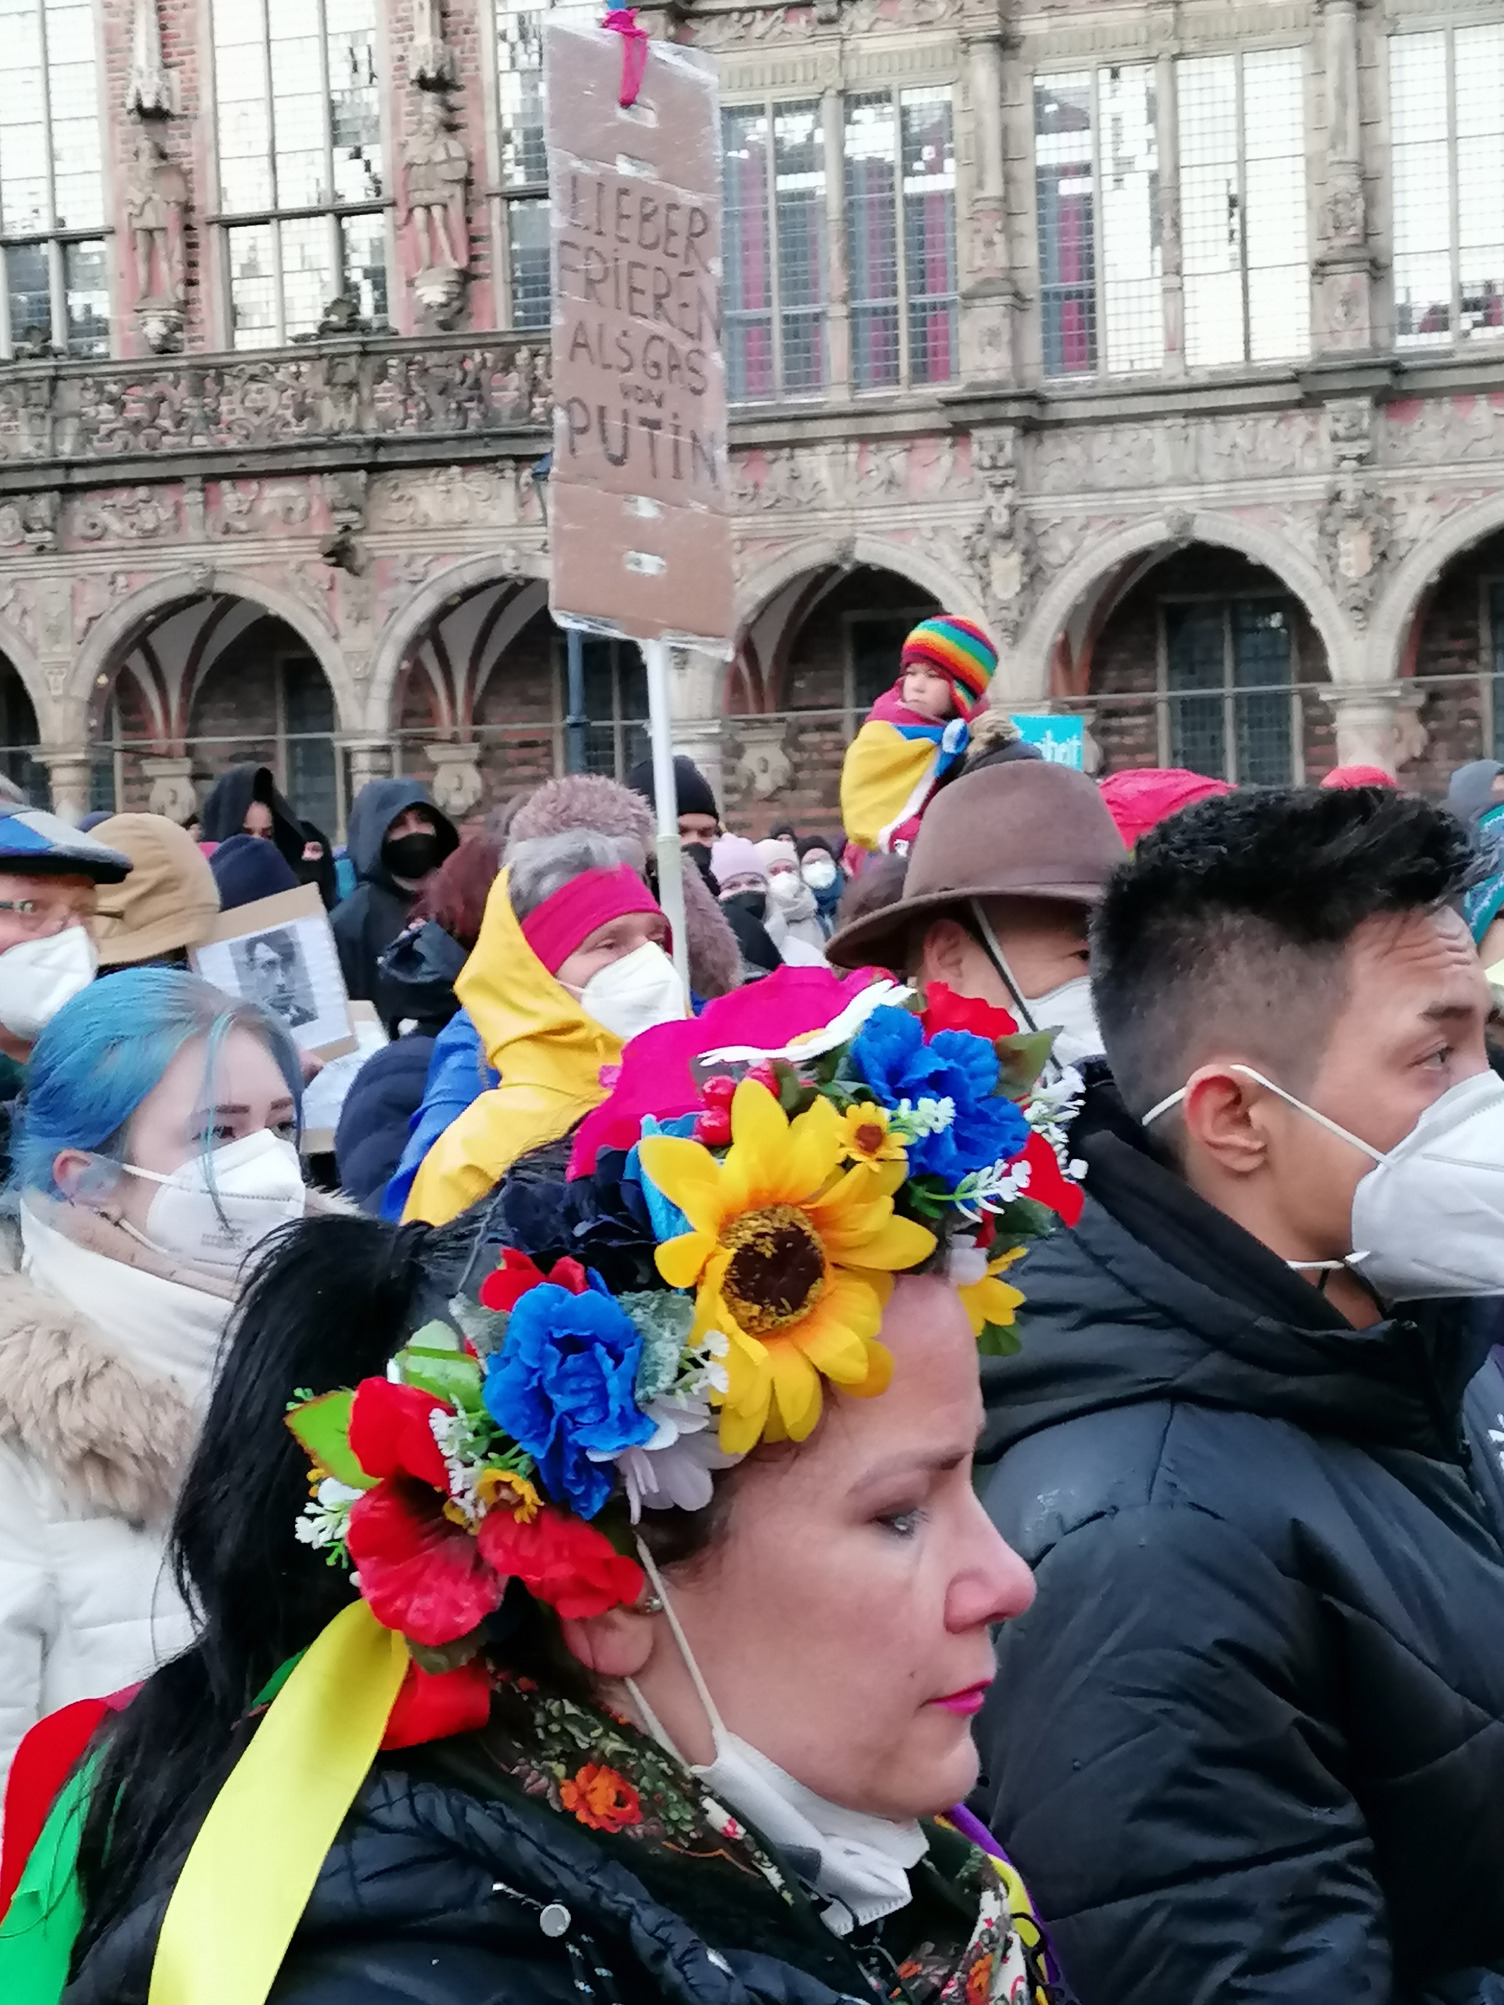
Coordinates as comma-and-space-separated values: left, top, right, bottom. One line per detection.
145, 971, 1085, 2004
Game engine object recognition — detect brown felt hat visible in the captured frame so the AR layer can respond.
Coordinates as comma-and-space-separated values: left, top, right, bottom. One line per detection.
827, 760, 1127, 974
93, 814, 221, 967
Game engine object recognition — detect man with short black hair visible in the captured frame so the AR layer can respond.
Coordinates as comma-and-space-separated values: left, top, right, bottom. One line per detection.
976, 785, 1504, 2005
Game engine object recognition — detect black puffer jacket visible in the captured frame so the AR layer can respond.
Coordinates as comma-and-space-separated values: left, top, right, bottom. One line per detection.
65, 1717, 1046, 2005
973, 1099, 1504, 2005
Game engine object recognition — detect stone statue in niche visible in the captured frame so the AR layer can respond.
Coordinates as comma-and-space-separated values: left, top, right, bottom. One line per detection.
125, 127, 188, 352
400, 92, 470, 328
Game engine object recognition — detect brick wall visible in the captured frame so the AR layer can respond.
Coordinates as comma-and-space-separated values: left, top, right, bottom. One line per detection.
1401, 530, 1504, 798
397, 608, 559, 809
1087, 548, 1334, 781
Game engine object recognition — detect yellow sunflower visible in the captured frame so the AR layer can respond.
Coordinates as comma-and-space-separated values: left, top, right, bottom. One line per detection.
956, 1244, 1027, 1337
838, 1101, 908, 1168
638, 1080, 936, 1452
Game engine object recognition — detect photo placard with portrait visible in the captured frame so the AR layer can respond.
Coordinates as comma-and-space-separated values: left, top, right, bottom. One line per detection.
190, 883, 357, 1059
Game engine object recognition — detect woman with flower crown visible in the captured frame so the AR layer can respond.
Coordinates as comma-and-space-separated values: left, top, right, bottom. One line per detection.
0, 968, 1086, 2005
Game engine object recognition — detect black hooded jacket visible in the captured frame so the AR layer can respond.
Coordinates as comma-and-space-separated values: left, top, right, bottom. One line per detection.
973, 1095, 1504, 2005
331, 780, 457, 1026
200, 764, 309, 880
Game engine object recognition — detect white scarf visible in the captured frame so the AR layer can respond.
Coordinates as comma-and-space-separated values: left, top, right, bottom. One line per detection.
625, 1546, 928, 1936
20, 1198, 232, 1408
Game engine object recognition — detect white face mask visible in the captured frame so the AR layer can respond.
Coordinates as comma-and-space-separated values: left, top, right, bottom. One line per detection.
0, 924, 97, 1042
624, 1546, 926, 1935
570, 942, 687, 1044
802, 858, 839, 893
121, 1128, 307, 1275
769, 871, 804, 906
1025, 974, 1102, 1067
1145, 1063, 1504, 1303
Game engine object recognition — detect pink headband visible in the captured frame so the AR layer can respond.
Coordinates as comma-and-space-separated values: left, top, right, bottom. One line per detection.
520, 865, 666, 975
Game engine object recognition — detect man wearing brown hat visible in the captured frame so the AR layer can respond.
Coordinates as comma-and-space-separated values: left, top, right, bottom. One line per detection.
827, 758, 1126, 1064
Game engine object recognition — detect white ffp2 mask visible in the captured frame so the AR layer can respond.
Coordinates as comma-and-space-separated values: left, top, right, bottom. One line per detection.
122, 1129, 307, 1274
570, 942, 687, 1045
1026, 974, 1103, 1067
1146, 1064, 1504, 1303
0, 925, 97, 1042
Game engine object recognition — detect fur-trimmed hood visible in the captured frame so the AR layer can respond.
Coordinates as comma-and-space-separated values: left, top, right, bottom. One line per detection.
0, 1217, 212, 1525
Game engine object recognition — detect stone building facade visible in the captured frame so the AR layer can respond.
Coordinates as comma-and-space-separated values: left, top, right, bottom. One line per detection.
3, 0, 1504, 836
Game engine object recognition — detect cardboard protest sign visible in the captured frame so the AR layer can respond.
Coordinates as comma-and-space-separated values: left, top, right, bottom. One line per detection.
544, 20, 733, 647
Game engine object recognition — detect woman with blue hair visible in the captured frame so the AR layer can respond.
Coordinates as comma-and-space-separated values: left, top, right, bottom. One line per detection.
0, 968, 306, 1781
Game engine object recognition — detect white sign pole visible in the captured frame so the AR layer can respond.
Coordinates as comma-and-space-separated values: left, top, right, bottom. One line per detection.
643, 638, 690, 995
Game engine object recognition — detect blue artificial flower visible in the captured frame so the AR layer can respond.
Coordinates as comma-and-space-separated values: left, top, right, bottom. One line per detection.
483, 1282, 655, 1519
627, 1113, 699, 1243
849, 1007, 1028, 1184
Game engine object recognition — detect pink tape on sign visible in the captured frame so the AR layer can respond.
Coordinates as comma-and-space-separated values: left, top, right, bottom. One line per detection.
603, 7, 649, 107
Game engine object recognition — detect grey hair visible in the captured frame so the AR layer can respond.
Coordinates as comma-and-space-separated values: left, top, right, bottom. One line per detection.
504, 829, 647, 922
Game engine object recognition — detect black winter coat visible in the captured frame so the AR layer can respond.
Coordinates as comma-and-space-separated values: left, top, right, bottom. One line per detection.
64, 1703, 1056, 2005
974, 1103, 1504, 2005
331, 780, 457, 1028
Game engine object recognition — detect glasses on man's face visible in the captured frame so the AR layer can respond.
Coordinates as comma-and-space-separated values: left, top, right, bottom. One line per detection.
0, 895, 89, 937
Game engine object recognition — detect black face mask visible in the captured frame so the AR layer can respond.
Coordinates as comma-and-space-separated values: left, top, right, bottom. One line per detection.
383, 830, 443, 881
722, 888, 767, 924
684, 841, 719, 892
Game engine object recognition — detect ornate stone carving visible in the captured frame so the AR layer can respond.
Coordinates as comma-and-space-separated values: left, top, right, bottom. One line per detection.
966, 425, 1034, 644
125, 129, 188, 353
141, 755, 197, 822
1319, 478, 1391, 626
367, 465, 522, 531
409, 0, 456, 85
732, 446, 839, 512
1382, 395, 1504, 468
685, 8, 817, 51
326, 470, 370, 534
125, 0, 177, 115
274, 563, 337, 634
0, 584, 39, 655
70, 572, 134, 645
1327, 395, 1374, 474
215, 480, 314, 536
1321, 165, 1366, 252
73, 486, 179, 542
729, 720, 795, 800
853, 442, 908, 504
426, 741, 486, 817
400, 93, 471, 330
1029, 411, 1327, 495
0, 494, 59, 554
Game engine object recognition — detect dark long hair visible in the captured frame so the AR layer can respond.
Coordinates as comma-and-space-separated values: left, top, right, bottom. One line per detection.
71, 1212, 471, 1962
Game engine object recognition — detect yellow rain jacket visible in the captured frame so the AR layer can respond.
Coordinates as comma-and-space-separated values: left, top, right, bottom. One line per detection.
402, 870, 623, 1227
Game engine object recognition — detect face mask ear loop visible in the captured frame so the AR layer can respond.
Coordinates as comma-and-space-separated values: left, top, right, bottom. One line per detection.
1227, 1064, 1386, 1165
967, 902, 1038, 1033
623, 1536, 727, 1773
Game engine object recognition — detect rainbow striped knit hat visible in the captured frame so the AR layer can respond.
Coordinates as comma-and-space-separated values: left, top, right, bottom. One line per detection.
900, 615, 998, 721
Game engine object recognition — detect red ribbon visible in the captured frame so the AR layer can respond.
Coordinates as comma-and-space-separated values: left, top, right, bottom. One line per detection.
603, 7, 649, 107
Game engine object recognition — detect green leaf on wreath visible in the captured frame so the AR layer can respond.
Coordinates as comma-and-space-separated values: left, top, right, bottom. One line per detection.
284, 1389, 376, 1491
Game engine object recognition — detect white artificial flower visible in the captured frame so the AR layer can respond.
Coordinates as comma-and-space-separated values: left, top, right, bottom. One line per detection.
892, 1094, 956, 1140
946, 1233, 990, 1287
294, 1476, 364, 1550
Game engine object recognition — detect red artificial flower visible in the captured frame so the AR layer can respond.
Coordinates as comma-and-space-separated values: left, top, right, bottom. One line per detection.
478, 1504, 645, 1621
381, 1655, 493, 1751
921, 982, 1019, 1043
346, 1477, 506, 1647
560, 1763, 642, 1832
1022, 1129, 1084, 1228
348, 1378, 452, 1492
479, 1248, 590, 1314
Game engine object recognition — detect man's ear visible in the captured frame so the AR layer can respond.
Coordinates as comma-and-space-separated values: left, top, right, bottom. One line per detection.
559, 1602, 656, 1680
1179, 1064, 1273, 1178
919, 917, 972, 991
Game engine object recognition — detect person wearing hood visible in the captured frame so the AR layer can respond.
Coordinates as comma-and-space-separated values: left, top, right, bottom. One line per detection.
0, 968, 306, 1781
402, 830, 687, 1226
796, 834, 845, 938
198, 764, 310, 885
335, 837, 504, 1215
91, 816, 221, 970
974, 786, 1504, 2005
712, 835, 820, 973
1447, 757, 1504, 824
827, 760, 1125, 1071
1097, 767, 1233, 849
757, 837, 829, 957
330, 779, 458, 1030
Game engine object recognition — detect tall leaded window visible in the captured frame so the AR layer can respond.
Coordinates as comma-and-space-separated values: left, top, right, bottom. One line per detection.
1179, 47, 1309, 368
0, 0, 107, 358
1390, 25, 1504, 347
722, 87, 956, 403
495, 0, 594, 330
1163, 597, 1296, 784
212, 0, 387, 348
723, 99, 826, 401
576, 639, 648, 779
1034, 66, 1161, 379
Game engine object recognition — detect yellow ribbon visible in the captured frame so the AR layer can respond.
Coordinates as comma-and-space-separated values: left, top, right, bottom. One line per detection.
148, 1601, 408, 2005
